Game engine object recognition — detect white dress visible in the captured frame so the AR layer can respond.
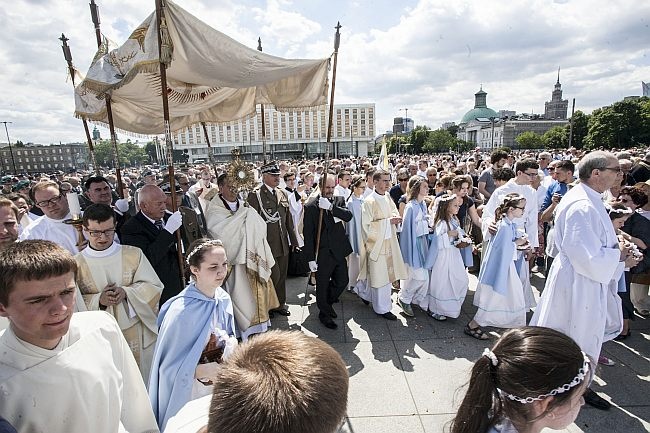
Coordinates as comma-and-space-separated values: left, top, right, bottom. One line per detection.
473, 222, 527, 328
424, 220, 469, 318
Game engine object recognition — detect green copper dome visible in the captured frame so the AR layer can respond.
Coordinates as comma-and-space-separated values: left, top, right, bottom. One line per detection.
460, 88, 497, 123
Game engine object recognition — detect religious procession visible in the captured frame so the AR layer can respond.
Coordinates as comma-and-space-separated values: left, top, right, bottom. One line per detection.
1, 1, 649, 433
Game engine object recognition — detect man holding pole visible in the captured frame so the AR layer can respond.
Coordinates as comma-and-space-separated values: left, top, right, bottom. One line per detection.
303, 173, 353, 329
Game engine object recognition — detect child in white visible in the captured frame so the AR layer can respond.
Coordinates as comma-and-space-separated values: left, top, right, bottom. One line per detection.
467, 193, 529, 339
425, 194, 470, 321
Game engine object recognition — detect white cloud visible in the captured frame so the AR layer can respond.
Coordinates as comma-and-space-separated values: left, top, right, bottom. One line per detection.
0, 0, 649, 145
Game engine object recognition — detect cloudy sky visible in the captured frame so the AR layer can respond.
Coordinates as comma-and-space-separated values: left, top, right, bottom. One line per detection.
0, 0, 648, 145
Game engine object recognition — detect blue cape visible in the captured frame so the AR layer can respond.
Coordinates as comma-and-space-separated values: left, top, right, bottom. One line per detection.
399, 200, 429, 269
148, 282, 236, 430
478, 218, 518, 296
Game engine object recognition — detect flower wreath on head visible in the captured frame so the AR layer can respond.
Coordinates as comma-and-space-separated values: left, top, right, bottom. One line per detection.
186, 239, 224, 265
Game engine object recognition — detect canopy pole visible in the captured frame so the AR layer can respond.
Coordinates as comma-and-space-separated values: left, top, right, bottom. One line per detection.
200, 122, 219, 178
155, 0, 186, 287
89, 0, 124, 197
59, 34, 100, 175
313, 22, 341, 273
257, 37, 267, 164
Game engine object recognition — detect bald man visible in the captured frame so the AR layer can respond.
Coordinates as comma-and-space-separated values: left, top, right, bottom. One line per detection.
121, 184, 184, 305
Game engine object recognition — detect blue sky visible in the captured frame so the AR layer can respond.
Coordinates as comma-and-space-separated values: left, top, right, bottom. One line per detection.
0, 0, 648, 144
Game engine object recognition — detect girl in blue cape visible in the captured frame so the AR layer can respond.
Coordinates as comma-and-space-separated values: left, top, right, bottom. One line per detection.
425, 193, 470, 321
148, 238, 237, 430
467, 194, 529, 339
397, 176, 431, 317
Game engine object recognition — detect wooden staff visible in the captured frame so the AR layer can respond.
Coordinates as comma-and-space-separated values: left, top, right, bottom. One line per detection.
155, 0, 186, 286
200, 122, 219, 178
257, 37, 267, 163
312, 22, 341, 274
89, 0, 124, 197
59, 34, 100, 174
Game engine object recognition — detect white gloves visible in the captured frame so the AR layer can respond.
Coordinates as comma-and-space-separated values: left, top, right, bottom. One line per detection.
318, 197, 332, 210
114, 198, 129, 213
164, 211, 183, 233
308, 261, 318, 272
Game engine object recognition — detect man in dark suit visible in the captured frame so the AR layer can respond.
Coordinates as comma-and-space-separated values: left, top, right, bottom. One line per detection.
247, 162, 298, 317
121, 184, 184, 306
303, 173, 353, 329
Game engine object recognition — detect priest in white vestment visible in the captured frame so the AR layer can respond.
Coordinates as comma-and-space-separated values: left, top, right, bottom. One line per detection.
530, 151, 630, 410
75, 203, 163, 380
19, 181, 81, 254
205, 174, 279, 339
481, 159, 540, 309
356, 170, 408, 319
0, 239, 158, 433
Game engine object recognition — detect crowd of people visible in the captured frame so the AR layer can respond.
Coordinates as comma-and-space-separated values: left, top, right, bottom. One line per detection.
1, 145, 649, 432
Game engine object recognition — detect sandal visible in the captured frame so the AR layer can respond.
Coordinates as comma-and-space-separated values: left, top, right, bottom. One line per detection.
464, 323, 489, 340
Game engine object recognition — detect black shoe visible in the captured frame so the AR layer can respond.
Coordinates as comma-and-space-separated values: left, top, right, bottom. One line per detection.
361, 299, 370, 305
584, 388, 611, 410
268, 310, 274, 319
319, 314, 338, 329
272, 307, 291, 317
380, 312, 397, 321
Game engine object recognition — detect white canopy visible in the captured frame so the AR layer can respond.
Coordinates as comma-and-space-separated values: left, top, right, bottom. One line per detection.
74, 1, 330, 135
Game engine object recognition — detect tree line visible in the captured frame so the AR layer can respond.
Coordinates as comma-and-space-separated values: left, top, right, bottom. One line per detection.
389, 96, 650, 153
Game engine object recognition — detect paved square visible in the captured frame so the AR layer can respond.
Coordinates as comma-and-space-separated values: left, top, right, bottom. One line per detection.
272, 272, 650, 433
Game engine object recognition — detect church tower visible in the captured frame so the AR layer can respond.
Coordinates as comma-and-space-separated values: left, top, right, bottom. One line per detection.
544, 68, 568, 119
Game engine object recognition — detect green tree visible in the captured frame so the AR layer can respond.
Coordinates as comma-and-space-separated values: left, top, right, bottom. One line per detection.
567, 110, 589, 149
585, 97, 650, 149
93, 139, 148, 167
542, 126, 568, 149
423, 129, 457, 153
515, 131, 543, 149
409, 126, 431, 154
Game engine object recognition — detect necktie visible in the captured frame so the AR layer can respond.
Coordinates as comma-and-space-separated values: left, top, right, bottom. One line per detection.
154, 220, 164, 231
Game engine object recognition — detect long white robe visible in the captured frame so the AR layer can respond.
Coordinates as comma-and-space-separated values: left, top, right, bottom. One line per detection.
75, 243, 163, 380
530, 183, 624, 360
356, 191, 408, 314
0, 311, 159, 433
19, 212, 79, 254
205, 196, 278, 339
425, 221, 469, 318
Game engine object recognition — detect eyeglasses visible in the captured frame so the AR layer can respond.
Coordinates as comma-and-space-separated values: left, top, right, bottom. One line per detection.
84, 228, 116, 238
515, 206, 526, 210
523, 172, 538, 178
36, 194, 64, 208
178, 182, 190, 186
398, 178, 409, 181
602, 167, 622, 173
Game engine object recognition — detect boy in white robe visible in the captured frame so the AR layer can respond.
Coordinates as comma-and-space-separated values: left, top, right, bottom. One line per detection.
75, 204, 163, 380
0, 240, 158, 433
481, 159, 540, 309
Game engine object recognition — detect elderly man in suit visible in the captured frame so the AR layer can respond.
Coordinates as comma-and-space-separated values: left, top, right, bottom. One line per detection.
247, 162, 298, 317
303, 173, 353, 329
121, 184, 184, 306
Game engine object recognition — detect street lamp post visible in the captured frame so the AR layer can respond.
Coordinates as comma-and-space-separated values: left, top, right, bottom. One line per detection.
1, 122, 17, 175
489, 116, 497, 149
399, 108, 409, 133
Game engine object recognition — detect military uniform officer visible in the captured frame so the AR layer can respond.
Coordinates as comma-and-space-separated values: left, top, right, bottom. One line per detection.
247, 162, 298, 316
